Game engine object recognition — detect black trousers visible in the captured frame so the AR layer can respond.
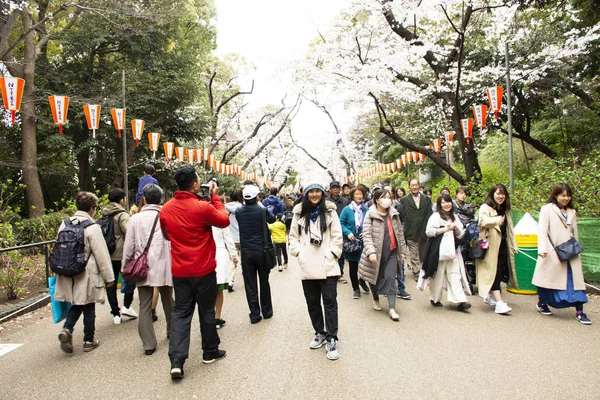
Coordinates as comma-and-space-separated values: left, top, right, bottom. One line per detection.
302, 276, 338, 341
241, 251, 273, 320
63, 303, 95, 342
274, 242, 288, 265
107, 260, 133, 316
168, 272, 220, 365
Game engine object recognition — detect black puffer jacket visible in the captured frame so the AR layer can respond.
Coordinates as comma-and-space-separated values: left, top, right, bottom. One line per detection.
236, 203, 277, 253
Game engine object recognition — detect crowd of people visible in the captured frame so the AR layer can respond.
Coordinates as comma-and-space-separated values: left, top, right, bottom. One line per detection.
52, 164, 592, 380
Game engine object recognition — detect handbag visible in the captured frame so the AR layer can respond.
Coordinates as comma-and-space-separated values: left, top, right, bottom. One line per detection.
469, 238, 488, 259
548, 235, 584, 262
262, 208, 277, 269
343, 238, 362, 255
122, 212, 159, 283
438, 230, 455, 261
48, 276, 71, 324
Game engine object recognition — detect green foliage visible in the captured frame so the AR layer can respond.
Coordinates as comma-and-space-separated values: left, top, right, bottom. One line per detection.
0, 251, 28, 300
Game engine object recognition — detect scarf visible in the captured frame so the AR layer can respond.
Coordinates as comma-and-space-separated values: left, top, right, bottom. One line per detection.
387, 216, 397, 251
309, 206, 320, 223
350, 201, 364, 231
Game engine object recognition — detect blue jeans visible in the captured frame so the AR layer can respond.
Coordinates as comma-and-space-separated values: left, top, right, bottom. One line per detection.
396, 261, 406, 292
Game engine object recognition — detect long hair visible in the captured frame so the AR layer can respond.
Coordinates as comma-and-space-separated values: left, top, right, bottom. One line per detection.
547, 183, 574, 209
300, 190, 327, 234
437, 193, 456, 221
484, 183, 511, 211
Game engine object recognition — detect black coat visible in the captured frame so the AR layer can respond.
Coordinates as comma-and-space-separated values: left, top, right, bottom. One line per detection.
421, 234, 443, 279
236, 203, 276, 253
399, 194, 432, 240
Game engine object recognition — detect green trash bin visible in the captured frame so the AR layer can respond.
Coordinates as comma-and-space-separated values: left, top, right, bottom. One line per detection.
509, 245, 538, 295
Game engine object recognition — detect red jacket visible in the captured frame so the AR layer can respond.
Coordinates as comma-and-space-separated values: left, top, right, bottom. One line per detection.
160, 191, 230, 278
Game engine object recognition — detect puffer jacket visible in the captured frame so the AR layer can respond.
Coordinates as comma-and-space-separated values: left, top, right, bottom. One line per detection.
358, 206, 406, 285
55, 211, 115, 305
262, 195, 285, 214
101, 202, 129, 261
288, 201, 343, 280
122, 205, 172, 287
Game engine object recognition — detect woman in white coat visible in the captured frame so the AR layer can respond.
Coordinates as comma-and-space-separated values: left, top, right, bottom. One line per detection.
532, 183, 590, 324
289, 183, 343, 361
212, 207, 239, 329
122, 184, 173, 355
424, 193, 471, 311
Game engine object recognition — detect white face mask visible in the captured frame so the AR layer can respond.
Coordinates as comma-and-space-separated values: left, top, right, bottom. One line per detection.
378, 198, 392, 209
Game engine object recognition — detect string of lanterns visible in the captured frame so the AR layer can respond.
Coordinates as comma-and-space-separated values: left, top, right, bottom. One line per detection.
0, 77, 272, 187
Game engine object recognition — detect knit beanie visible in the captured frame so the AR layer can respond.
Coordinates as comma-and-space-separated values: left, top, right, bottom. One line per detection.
303, 183, 325, 196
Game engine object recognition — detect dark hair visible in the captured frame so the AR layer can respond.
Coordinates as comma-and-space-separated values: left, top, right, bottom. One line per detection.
456, 187, 469, 196
243, 180, 254, 186
547, 183, 574, 209
424, 187, 432, 196
270, 187, 278, 196
409, 178, 420, 186
174, 165, 198, 191
437, 193, 456, 221
300, 188, 327, 234
143, 184, 163, 205
440, 186, 450, 194
372, 188, 391, 207
230, 189, 243, 203
484, 183, 511, 211
144, 164, 155, 175
396, 187, 406, 198
258, 192, 266, 201
276, 213, 284, 220
75, 191, 98, 212
108, 188, 126, 203
244, 197, 257, 205
350, 186, 366, 202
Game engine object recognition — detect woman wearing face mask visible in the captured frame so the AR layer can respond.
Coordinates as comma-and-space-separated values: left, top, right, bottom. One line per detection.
532, 184, 590, 324
358, 188, 406, 321
288, 183, 343, 360
423, 193, 471, 310
476, 184, 519, 315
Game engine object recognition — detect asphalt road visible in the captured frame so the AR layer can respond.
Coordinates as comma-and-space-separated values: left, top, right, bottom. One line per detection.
1, 256, 599, 400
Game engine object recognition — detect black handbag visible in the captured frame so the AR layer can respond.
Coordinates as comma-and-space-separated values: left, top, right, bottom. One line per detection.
343, 238, 362, 255
262, 208, 277, 269
469, 238, 488, 259
548, 235, 584, 262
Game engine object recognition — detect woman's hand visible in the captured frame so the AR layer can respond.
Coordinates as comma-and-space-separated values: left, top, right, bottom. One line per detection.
539, 252, 547, 259
445, 223, 455, 233
513, 245, 519, 254
233, 257, 239, 265
499, 215, 506, 225
369, 254, 377, 264
106, 281, 115, 288
347, 233, 355, 241
359, 232, 364, 239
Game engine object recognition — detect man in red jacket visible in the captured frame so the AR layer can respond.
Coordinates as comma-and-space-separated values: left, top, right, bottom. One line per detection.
159, 165, 230, 380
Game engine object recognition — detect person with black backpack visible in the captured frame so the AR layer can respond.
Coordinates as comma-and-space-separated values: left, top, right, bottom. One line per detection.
55, 192, 115, 353
99, 188, 135, 324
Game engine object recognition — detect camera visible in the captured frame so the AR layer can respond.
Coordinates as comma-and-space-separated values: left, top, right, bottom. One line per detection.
201, 177, 218, 190
310, 237, 322, 246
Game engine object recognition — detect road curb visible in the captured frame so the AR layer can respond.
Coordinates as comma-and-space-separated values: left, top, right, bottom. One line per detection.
0, 293, 51, 324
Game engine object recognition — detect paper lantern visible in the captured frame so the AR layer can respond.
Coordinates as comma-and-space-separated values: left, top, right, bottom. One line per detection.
175, 147, 184, 162
83, 105, 101, 138
401, 154, 407, 165
411, 151, 418, 162
48, 95, 69, 135
419, 153, 425, 162
432, 138, 442, 154
472, 105, 488, 128
163, 142, 174, 163
194, 149, 203, 164
486, 86, 503, 120
445, 131, 454, 144
148, 132, 160, 158
111, 108, 126, 138
186, 149, 194, 164
460, 118, 474, 144
203, 148, 210, 161
0, 77, 25, 125
396, 159, 402, 169
131, 119, 144, 147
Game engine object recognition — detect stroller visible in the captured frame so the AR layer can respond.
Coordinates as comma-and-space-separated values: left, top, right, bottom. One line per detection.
459, 220, 480, 293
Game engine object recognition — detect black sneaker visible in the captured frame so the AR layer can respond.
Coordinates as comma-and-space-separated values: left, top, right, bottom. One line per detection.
215, 318, 226, 329
577, 313, 592, 325
250, 316, 262, 324
170, 359, 184, 380
152, 310, 158, 323
359, 280, 370, 293
457, 302, 472, 312
430, 300, 443, 307
396, 289, 412, 300
202, 349, 227, 364
352, 289, 361, 299
536, 302, 552, 316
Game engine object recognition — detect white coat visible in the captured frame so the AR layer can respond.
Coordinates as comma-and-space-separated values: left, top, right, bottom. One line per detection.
212, 226, 238, 285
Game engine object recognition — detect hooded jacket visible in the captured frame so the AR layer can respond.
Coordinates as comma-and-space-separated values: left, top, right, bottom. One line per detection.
262, 195, 285, 215
101, 202, 129, 261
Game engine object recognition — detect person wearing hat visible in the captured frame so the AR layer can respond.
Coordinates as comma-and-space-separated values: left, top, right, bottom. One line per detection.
327, 180, 350, 284
289, 183, 343, 360
235, 185, 277, 324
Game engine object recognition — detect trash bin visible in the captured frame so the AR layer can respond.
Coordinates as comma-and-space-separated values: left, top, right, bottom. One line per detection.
508, 212, 538, 295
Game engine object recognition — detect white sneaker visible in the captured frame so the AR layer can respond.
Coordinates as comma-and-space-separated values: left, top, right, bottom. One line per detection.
495, 301, 512, 314
484, 294, 497, 307
121, 307, 138, 319
113, 315, 122, 325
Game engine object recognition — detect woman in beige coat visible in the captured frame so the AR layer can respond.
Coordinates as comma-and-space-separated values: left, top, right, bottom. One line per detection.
289, 183, 343, 361
358, 188, 406, 321
122, 184, 174, 355
532, 184, 590, 324
476, 184, 518, 315
56, 192, 115, 353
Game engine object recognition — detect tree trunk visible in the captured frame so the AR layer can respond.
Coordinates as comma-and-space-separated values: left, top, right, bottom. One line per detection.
21, 10, 45, 218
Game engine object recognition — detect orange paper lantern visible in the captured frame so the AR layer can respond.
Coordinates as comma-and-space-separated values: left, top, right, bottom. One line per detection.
148, 133, 160, 158
460, 118, 474, 144
48, 95, 69, 135
131, 119, 145, 147
83, 104, 101, 138
163, 142, 174, 163
0, 77, 25, 125
472, 105, 488, 128
486, 86, 503, 120
111, 108, 126, 138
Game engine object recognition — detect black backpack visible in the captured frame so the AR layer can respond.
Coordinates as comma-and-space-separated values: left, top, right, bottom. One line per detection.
50, 218, 95, 277
283, 210, 293, 223
97, 210, 126, 254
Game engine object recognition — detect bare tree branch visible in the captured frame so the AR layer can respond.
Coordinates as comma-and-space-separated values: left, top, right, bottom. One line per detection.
289, 128, 336, 181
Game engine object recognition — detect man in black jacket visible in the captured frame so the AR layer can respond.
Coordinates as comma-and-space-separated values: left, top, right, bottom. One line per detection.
236, 185, 277, 324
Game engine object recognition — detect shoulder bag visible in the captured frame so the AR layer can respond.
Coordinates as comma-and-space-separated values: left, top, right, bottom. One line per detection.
262, 208, 277, 269
469, 229, 488, 260
439, 230, 456, 260
122, 212, 159, 282
547, 234, 583, 262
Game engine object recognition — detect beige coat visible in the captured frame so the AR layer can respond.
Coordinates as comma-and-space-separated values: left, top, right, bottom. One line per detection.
101, 202, 129, 261
55, 211, 115, 305
288, 201, 343, 280
122, 205, 172, 288
532, 203, 585, 290
358, 206, 406, 286
475, 204, 518, 297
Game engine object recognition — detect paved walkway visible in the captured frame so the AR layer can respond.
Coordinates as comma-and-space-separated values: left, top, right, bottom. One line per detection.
1, 256, 599, 399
